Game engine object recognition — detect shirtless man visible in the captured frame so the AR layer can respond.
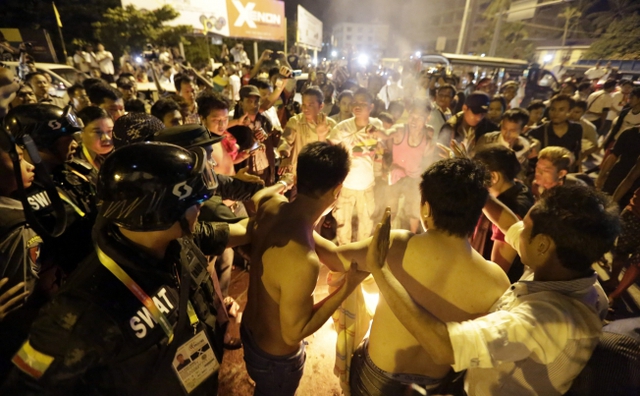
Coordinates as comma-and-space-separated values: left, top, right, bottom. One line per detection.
315, 158, 510, 394
366, 184, 617, 395
242, 142, 369, 396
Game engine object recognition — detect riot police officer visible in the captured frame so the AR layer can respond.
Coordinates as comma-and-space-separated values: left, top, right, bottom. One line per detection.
2, 142, 242, 395
4, 104, 96, 277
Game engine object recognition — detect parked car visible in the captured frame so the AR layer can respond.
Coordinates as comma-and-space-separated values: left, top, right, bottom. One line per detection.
4, 61, 87, 99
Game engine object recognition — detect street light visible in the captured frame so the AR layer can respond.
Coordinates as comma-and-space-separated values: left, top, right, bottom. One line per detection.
358, 54, 369, 67
331, 50, 338, 58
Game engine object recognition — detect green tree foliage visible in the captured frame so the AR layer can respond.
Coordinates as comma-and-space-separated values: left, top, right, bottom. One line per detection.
585, 13, 640, 59
472, 19, 534, 60
92, 5, 191, 60
587, 0, 640, 34
0, 0, 118, 59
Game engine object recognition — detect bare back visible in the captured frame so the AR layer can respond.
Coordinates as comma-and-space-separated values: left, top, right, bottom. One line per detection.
243, 195, 320, 356
368, 231, 510, 378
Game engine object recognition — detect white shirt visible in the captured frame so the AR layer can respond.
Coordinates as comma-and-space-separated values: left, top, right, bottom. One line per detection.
263, 106, 282, 133
614, 110, 640, 140
230, 48, 249, 64
73, 52, 91, 73
328, 117, 382, 190
580, 118, 598, 152
93, 50, 114, 75
584, 67, 607, 81
584, 90, 613, 122
447, 222, 606, 396
229, 74, 241, 102
377, 82, 404, 109
608, 91, 628, 121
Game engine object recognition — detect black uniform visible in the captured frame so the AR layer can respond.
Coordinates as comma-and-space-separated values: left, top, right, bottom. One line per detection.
2, 221, 230, 395
26, 160, 97, 275
200, 174, 263, 223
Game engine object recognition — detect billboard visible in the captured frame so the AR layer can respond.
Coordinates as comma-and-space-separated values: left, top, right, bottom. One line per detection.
297, 5, 322, 49
120, 0, 285, 41
507, 0, 539, 23
227, 0, 285, 41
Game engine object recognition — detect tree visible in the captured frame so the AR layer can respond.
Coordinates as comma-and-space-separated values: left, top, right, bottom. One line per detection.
558, 7, 582, 47
585, 13, 640, 59
587, 0, 640, 33
0, 0, 118, 62
92, 5, 191, 60
483, 0, 512, 19
472, 19, 533, 59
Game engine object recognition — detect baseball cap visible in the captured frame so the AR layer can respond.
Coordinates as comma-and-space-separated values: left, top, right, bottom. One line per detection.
153, 124, 223, 148
239, 85, 261, 99
465, 92, 490, 114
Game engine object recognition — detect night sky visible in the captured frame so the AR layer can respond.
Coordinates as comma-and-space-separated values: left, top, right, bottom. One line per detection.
283, 0, 328, 22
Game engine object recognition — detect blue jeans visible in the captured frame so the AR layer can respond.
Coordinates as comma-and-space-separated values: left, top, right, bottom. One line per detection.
350, 340, 443, 396
240, 325, 306, 396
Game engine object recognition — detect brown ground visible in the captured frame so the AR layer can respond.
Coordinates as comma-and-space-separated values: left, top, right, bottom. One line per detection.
218, 265, 344, 396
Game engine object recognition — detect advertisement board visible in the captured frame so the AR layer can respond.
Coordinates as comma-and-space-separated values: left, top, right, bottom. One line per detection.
297, 5, 322, 49
226, 0, 285, 41
121, 0, 284, 41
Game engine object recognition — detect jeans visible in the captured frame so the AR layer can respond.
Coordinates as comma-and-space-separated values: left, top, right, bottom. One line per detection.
350, 340, 442, 396
240, 325, 306, 396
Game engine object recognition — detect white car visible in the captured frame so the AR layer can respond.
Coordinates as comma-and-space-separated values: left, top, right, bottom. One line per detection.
3, 61, 87, 99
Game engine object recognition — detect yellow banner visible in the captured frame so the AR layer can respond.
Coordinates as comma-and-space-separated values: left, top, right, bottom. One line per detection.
52, 2, 63, 28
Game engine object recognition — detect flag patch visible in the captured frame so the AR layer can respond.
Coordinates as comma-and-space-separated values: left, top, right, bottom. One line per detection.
12, 340, 55, 379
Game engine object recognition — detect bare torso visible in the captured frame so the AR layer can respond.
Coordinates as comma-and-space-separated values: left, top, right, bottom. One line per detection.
243, 197, 319, 356
367, 231, 509, 378
212, 142, 236, 177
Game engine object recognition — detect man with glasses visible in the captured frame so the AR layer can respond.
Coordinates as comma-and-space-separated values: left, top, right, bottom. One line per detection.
431, 84, 455, 141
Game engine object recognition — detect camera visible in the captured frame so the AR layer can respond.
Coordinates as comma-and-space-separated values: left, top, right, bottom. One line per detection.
142, 44, 158, 61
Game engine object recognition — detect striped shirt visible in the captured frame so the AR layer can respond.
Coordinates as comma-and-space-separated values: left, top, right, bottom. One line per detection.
447, 221, 607, 395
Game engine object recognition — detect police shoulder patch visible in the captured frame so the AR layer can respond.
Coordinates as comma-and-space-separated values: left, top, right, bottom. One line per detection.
12, 340, 55, 379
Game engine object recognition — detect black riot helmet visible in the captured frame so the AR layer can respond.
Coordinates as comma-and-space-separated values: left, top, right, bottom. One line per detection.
4, 104, 83, 150
0, 104, 82, 238
97, 142, 218, 231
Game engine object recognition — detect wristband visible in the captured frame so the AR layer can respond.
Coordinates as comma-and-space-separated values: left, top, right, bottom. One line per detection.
277, 180, 289, 190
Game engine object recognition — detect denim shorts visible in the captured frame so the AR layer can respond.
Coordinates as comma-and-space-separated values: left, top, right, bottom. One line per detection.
240, 324, 306, 396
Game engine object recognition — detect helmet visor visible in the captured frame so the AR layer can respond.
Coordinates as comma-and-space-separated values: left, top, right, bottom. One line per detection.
192, 146, 218, 193
59, 106, 84, 133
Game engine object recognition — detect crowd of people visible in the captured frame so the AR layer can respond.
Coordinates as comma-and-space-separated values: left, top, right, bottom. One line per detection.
0, 37, 639, 396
